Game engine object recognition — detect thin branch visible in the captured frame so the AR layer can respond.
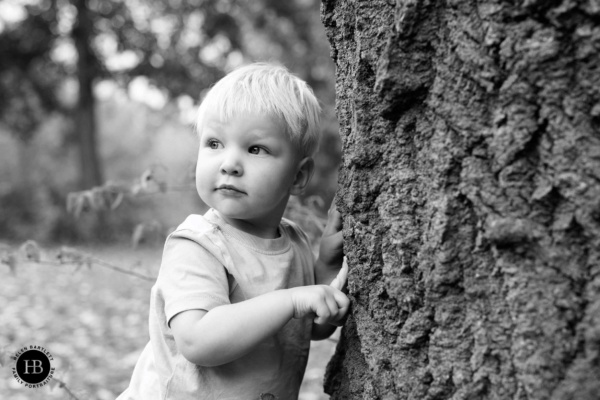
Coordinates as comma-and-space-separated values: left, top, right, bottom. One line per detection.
1, 241, 157, 282
35, 258, 156, 282
52, 377, 82, 400
89, 257, 156, 281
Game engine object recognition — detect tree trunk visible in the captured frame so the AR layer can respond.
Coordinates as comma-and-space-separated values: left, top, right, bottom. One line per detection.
72, 0, 103, 189
322, 1, 600, 399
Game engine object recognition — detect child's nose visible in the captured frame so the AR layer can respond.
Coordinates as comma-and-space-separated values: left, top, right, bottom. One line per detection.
220, 150, 243, 176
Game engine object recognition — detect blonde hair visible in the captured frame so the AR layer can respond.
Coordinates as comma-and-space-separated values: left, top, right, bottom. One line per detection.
195, 63, 321, 157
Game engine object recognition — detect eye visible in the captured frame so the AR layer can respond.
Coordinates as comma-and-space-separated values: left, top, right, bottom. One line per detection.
248, 146, 268, 155
207, 139, 222, 150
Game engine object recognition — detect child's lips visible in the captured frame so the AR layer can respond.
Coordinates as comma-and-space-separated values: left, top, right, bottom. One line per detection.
216, 185, 246, 195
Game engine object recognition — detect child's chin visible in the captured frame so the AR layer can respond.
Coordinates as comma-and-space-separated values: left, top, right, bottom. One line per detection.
220, 208, 272, 222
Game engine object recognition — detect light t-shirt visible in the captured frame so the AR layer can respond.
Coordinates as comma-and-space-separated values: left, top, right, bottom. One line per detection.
117, 209, 315, 400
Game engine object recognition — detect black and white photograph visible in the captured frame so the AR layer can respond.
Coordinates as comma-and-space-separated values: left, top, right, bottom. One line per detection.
1, 0, 600, 399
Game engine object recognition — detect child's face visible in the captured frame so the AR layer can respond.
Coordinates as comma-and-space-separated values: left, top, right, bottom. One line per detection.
196, 110, 310, 237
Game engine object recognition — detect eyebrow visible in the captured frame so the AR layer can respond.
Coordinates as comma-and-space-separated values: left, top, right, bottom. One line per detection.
204, 120, 224, 130
245, 128, 279, 139
203, 117, 281, 141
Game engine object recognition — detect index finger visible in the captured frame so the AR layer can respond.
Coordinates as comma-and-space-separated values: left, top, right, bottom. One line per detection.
330, 257, 349, 291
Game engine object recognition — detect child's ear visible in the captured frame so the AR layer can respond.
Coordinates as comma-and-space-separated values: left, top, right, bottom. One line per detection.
290, 157, 315, 196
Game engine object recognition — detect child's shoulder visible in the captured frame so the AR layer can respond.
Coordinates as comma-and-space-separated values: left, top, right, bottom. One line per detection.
169, 214, 219, 242
179, 214, 214, 231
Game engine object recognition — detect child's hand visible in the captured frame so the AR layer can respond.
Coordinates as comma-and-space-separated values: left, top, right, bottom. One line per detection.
289, 285, 349, 326
315, 204, 345, 287
318, 205, 343, 270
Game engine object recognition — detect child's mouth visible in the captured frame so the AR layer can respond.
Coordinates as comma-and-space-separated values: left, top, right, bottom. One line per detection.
216, 185, 245, 195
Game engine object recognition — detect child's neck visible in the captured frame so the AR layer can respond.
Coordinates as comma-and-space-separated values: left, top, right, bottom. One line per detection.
219, 214, 281, 239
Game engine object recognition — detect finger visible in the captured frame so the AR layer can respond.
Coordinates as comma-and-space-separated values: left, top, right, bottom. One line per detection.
328, 231, 343, 248
321, 230, 343, 256
326, 292, 340, 317
328, 306, 349, 326
315, 290, 340, 324
333, 289, 350, 311
327, 207, 342, 232
330, 277, 340, 291
329, 258, 348, 290
329, 308, 349, 326
338, 257, 348, 287
329, 291, 350, 326
313, 302, 332, 325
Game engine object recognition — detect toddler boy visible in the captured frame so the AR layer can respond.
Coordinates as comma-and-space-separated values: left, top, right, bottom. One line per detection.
117, 63, 349, 400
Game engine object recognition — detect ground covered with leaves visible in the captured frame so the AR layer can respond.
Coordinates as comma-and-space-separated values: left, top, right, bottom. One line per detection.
0, 244, 335, 399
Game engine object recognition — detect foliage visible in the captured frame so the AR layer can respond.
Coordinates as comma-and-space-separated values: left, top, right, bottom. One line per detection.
0, 0, 339, 242
0, 0, 334, 138
65, 165, 168, 219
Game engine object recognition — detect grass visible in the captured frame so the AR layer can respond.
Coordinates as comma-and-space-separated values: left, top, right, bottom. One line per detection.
0, 243, 336, 399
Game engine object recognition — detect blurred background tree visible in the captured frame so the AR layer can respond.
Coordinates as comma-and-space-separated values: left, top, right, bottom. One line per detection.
0, 0, 339, 244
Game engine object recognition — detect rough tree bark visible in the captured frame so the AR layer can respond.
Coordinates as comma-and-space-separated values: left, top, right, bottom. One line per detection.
322, 1, 600, 399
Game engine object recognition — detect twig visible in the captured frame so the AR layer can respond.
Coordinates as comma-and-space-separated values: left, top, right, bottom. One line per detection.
36, 258, 156, 282
2, 241, 157, 282
90, 257, 156, 281
52, 377, 82, 400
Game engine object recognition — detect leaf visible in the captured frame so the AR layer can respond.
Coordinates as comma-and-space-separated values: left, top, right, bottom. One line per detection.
66, 192, 86, 218
131, 182, 143, 195
102, 181, 126, 210
132, 221, 162, 248
140, 165, 168, 193
19, 240, 41, 262
67, 183, 127, 215
140, 172, 161, 193
108, 191, 124, 210
90, 187, 108, 210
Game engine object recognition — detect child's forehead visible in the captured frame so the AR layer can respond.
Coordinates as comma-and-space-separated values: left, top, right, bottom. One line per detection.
205, 109, 284, 128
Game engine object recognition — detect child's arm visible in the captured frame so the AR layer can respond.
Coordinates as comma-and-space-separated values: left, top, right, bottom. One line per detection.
170, 284, 349, 367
